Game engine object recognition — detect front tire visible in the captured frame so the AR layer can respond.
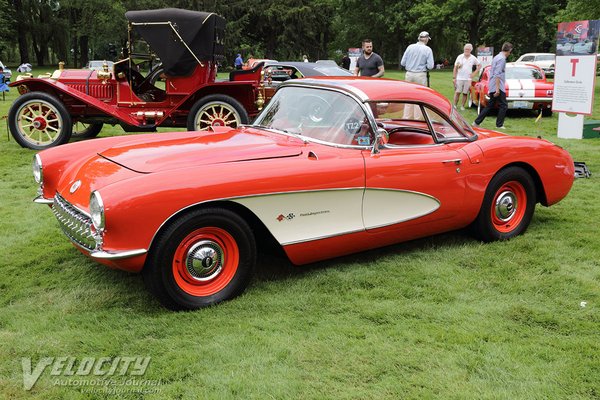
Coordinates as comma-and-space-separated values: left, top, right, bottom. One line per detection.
8, 92, 72, 150
143, 208, 256, 310
472, 167, 537, 242
187, 94, 249, 131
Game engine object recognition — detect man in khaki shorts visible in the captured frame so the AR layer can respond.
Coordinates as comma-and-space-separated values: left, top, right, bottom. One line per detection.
453, 43, 480, 110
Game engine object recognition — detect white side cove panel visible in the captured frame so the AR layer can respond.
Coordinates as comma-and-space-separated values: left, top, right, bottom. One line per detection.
362, 189, 440, 230
232, 189, 365, 245
232, 188, 441, 245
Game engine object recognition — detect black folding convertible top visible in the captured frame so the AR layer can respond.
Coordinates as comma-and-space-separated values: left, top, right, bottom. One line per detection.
125, 8, 225, 76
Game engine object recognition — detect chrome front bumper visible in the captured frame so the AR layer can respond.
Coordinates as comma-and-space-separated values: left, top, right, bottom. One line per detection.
34, 194, 147, 260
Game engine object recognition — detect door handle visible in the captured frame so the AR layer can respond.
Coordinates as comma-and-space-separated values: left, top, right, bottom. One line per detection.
442, 159, 462, 165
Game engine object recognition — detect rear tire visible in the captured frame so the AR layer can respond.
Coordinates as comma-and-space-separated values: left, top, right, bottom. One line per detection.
9, 92, 72, 150
143, 208, 256, 310
187, 94, 249, 131
472, 167, 537, 242
71, 122, 103, 139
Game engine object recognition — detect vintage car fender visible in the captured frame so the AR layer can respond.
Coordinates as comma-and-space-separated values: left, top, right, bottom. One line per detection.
468, 131, 574, 207
182, 81, 264, 117
11, 78, 141, 126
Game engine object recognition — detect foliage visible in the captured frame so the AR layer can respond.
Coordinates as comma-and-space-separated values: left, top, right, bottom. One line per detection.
0, 67, 599, 398
0, 0, 594, 68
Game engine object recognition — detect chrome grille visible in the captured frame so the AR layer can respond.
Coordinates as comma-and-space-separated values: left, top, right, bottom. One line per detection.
52, 193, 96, 250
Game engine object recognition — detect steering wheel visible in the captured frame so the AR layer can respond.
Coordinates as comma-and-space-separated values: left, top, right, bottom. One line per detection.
300, 95, 332, 123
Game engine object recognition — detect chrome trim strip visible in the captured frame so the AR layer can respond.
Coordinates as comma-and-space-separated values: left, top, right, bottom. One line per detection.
506, 97, 552, 101
33, 196, 54, 205
484, 95, 552, 102
90, 249, 147, 260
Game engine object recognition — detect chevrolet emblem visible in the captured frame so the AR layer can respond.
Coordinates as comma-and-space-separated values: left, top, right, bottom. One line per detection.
70, 180, 81, 194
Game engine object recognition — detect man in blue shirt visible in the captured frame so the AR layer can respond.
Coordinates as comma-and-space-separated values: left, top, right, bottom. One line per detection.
234, 54, 244, 70
474, 42, 513, 129
401, 31, 434, 86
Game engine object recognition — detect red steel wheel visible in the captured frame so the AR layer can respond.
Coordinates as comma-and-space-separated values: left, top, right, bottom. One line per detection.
490, 181, 527, 233
143, 208, 256, 310
172, 227, 239, 297
473, 167, 536, 242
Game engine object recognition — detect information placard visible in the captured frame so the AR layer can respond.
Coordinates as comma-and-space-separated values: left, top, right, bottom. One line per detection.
552, 55, 597, 115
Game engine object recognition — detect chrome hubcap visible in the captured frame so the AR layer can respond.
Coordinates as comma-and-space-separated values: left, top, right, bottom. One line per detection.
185, 240, 224, 281
495, 190, 517, 221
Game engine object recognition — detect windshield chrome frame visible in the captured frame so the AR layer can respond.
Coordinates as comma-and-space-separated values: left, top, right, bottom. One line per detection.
251, 83, 379, 150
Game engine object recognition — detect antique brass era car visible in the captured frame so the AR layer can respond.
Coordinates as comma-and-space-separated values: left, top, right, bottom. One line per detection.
9, 8, 269, 150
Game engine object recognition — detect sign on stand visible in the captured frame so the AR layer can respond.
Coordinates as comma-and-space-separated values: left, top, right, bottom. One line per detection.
554, 20, 599, 139
476, 46, 493, 69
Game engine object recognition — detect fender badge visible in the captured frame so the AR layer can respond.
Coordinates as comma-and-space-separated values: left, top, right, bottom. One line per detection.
70, 180, 81, 194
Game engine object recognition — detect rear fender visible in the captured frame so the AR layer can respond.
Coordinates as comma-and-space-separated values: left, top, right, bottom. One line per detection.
183, 82, 261, 117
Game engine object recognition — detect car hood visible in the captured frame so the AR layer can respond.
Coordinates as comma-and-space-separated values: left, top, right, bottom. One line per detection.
99, 127, 304, 173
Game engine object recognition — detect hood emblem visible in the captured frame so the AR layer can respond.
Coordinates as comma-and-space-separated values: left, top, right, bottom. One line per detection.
70, 180, 81, 194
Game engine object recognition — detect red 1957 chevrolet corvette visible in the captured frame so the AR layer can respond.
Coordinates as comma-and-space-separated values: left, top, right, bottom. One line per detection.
32, 77, 574, 310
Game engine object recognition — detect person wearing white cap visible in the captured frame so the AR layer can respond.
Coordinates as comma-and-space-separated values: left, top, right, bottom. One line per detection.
401, 31, 434, 118
401, 31, 434, 85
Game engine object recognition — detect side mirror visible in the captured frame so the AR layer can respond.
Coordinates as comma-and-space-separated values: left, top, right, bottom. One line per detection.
372, 128, 388, 154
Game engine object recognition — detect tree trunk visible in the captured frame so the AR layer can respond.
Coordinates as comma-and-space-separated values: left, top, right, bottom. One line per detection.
80, 36, 89, 68
12, 0, 30, 63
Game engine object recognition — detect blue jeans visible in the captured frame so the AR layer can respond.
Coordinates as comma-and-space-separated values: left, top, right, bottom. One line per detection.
475, 91, 508, 127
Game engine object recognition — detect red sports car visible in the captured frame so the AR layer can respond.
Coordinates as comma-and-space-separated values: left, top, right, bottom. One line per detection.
471, 62, 554, 116
33, 78, 574, 310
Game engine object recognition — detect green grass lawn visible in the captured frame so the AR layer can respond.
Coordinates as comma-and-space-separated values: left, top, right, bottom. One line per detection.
1, 67, 599, 399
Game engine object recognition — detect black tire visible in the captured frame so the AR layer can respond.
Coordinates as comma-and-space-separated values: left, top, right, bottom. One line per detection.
8, 92, 72, 150
472, 167, 537, 242
187, 94, 249, 131
71, 122, 103, 139
541, 108, 553, 117
142, 208, 256, 310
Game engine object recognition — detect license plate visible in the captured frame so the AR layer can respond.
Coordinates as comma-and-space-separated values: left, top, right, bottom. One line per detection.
511, 101, 532, 109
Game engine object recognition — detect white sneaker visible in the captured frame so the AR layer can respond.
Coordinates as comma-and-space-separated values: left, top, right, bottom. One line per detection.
472, 121, 480, 127
497, 126, 506, 130
460, 106, 465, 111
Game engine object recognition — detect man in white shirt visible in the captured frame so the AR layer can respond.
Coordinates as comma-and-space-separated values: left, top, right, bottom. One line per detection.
452, 43, 480, 110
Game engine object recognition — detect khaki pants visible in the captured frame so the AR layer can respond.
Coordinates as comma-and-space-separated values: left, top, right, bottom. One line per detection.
403, 71, 427, 120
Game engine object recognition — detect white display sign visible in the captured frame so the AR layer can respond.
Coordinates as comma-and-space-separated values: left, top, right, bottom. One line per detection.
552, 55, 597, 115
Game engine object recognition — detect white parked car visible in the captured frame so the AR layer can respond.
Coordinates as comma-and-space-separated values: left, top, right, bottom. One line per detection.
85, 60, 115, 71
0, 61, 12, 82
515, 53, 555, 76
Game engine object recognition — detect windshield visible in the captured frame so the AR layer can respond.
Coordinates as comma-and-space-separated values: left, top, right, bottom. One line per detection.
253, 86, 372, 146
536, 55, 554, 61
507, 67, 543, 80
312, 66, 353, 76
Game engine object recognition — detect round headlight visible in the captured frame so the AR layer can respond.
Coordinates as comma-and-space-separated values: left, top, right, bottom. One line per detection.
33, 154, 43, 184
89, 191, 105, 231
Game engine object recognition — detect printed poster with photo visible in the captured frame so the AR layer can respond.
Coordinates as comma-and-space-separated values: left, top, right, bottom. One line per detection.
476, 46, 493, 68
348, 47, 361, 72
556, 20, 600, 55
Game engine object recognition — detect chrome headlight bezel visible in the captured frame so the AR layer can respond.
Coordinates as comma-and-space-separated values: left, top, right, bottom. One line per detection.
33, 154, 43, 184
89, 191, 105, 232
